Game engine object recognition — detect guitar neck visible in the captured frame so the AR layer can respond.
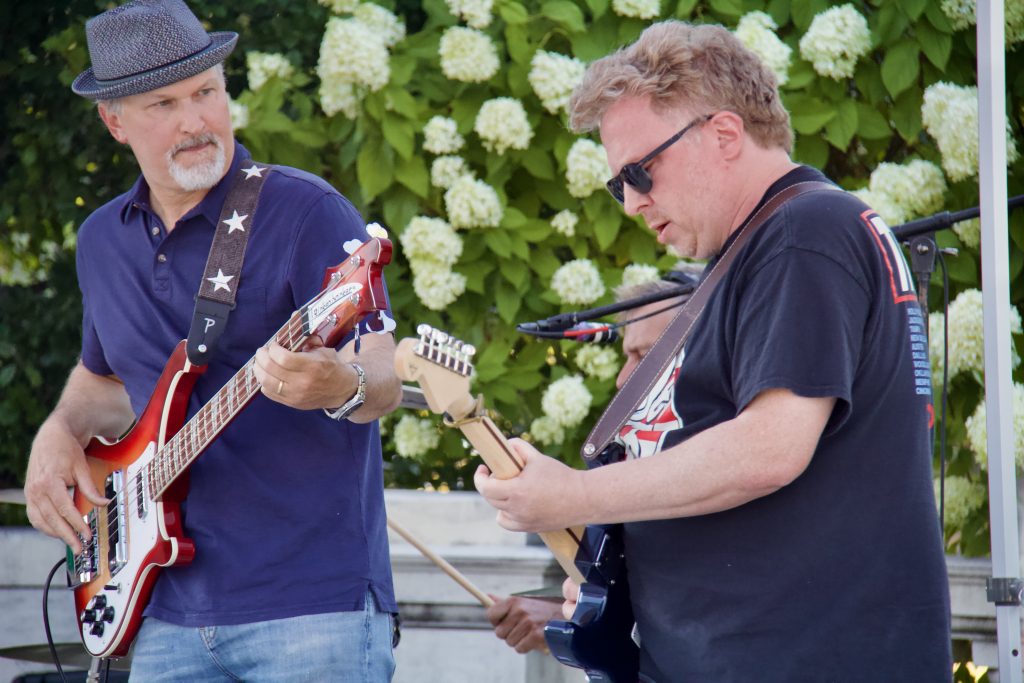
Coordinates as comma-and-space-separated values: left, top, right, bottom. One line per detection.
149, 312, 309, 498
452, 414, 586, 585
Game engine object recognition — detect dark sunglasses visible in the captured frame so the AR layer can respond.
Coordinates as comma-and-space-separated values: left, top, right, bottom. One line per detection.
605, 113, 713, 204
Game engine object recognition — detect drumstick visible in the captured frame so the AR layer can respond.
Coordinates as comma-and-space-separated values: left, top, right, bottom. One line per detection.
387, 516, 495, 608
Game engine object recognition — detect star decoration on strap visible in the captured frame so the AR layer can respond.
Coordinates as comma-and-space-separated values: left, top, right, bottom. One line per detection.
207, 269, 235, 293
223, 210, 248, 234
242, 164, 267, 179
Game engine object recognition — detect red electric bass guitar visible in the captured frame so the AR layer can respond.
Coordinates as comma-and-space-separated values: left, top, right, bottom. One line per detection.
68, 238, 392, 658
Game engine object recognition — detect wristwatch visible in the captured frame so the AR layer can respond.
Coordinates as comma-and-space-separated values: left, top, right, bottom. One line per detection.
323, 362, 366, 421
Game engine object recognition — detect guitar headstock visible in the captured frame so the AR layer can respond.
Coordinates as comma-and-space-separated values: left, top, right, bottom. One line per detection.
300, 238, 393, 348
395, 324, 478, 419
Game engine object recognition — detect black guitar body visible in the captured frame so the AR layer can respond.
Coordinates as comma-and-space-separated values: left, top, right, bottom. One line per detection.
543, 444, 641, 682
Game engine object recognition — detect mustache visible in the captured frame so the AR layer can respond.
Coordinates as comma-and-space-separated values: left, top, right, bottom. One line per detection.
169, 133, 220, 158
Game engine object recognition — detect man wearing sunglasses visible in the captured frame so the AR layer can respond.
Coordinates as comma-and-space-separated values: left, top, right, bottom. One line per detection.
475, 20, 951, 682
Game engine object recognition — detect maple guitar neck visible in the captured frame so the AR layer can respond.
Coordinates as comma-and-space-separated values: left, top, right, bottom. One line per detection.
395, 326, 585, 585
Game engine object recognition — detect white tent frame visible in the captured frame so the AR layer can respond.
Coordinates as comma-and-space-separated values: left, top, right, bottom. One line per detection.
978, 1, 1022, 679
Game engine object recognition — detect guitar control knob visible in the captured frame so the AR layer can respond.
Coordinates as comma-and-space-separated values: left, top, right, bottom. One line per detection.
89, 621, 105, 637
102, 606, 116, 623
80, 609, 97, 624
86, 595, 107, 610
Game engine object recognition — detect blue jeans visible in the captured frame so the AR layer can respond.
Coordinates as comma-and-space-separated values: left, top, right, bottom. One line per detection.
128, 591, 395, 682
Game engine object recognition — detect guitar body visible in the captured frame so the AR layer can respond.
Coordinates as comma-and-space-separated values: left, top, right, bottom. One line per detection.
544, 443, 640, 682
71, 341, 200, 658
66, 237, 393, 659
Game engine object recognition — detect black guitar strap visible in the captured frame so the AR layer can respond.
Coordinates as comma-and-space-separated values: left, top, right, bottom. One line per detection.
185, 161, 273, 365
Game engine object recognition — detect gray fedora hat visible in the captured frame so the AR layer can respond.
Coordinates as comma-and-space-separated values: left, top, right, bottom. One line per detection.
72, 0, 238, 100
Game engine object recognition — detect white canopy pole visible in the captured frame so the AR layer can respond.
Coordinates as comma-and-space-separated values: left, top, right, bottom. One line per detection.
977, 0, 1023, 678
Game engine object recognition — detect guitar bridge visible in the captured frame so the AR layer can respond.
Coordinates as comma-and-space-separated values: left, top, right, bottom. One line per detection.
67, 511, 100, 588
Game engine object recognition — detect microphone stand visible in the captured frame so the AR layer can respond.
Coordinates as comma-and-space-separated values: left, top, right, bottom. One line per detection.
892, 194, 1024, 315
517, 281, 695, 335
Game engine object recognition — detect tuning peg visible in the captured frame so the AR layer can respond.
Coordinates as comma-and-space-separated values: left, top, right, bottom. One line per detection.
416, 323, 433, 337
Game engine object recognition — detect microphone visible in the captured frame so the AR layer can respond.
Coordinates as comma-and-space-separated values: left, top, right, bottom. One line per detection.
562, 322, 618, 343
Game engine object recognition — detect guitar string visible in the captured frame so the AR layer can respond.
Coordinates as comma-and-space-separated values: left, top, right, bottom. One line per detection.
87, 264, 379, 555
86, 312, 310, 551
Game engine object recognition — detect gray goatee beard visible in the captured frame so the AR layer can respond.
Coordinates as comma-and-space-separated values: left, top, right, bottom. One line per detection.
167, 134, 226, 192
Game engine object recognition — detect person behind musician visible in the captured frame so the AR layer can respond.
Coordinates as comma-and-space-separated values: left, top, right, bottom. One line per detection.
474, 20, 952, 682
486, 278, 685, 654
23, 1, 402, 680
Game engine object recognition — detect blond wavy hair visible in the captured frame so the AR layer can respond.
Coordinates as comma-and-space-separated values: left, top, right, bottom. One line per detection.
569, 21, 793, 152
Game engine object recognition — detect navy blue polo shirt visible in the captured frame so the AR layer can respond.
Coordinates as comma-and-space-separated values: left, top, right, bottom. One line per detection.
75, 141, 397, 625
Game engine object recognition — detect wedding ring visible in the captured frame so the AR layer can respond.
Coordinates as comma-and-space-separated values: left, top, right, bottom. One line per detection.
277, 379, 285, 395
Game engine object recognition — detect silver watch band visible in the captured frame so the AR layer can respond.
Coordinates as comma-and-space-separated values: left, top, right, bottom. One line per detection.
323, 362, 366, 421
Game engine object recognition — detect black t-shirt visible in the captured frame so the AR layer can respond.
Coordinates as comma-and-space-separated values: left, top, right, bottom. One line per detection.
617, 166, 951, 682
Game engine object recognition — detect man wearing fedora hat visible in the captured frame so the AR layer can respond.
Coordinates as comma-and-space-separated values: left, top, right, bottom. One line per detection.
24, 1, 403, 680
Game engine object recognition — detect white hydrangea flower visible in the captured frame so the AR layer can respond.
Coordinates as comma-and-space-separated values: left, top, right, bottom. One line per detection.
246, 51, 295, 91
922, 82, 1020, 182
528, 415, 566, 446
541, 375, 594, 428
423, 116, 465, 154
319, 0, 359, 13
317, 17, 390, 117
352, 3, 406, 47
965, 382, 1024, 471
445, 0, 494, 28
798, 4, 871, 80
620, 264, 660, 290
444, 176, 503, 228
410, 259, 468, 310
550, 209, 579, 237
319, 80, 360, 119
431, 156, 471, 189
393, 414, 441, 459
551, 258, 606, 305
575, 346, 620, 382
228, 98, 249, 130
930, 289, 1023, 382
401, 216, 463, 266
940, 0, 1024, 44
935, 475, 987, 530
612, 0, 660, 19
439, 27, 500, 83
735, 11, 792, 86
474, 98, 533, 154
851, 187, 909, 226
566, 139, 610, 198
528, 51, 586, 114
953, 218, 980, 249
860, 159, 947, 225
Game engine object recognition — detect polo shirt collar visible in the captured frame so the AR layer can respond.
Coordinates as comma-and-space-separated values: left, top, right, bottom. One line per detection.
117, 140, 254, 228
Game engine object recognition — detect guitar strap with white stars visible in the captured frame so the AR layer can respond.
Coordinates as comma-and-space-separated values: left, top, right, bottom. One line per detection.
186, 162, 272, 365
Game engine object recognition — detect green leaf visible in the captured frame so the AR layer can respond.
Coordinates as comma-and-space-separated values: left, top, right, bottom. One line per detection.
505, 23, 534, 65
585, 0, 609, 20
495, 280, 522, 322
891, 87, 924, 142
898, 0, 928, 21
793, 133, 829, 168
708, 0, 743, 18
382, 113, 415, 160
394, 155, 429, 197
881, 40, 920, 98
459, 261, 496, 294
856, 103, 892, 140
873, 2, 909, 45
824, 99, 858, 151
592, 212, 621, 250
854, 62, 887, 105
499, 257, 529, 289
917, 19, 953, 70
484, 229, 513, 258
790, 0, 830, 30
499, 0, 530, 24
502, 207, 528, 228
675, 0, 699, 18
520, 147, 555, 180
474, 342, 508, 382
785, 94, 837, 134
356, 138, 393, 202
541, 1, 586, 32
924, 1, 954, 33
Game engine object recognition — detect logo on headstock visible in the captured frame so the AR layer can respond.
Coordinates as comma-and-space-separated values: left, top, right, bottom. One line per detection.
308, 283, 363, 326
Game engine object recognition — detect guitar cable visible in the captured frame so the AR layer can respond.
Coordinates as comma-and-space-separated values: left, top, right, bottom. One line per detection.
43, 556, 71, 683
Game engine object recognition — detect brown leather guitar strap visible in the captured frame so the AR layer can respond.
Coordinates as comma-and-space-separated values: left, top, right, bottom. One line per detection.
580, 180, 839, 464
